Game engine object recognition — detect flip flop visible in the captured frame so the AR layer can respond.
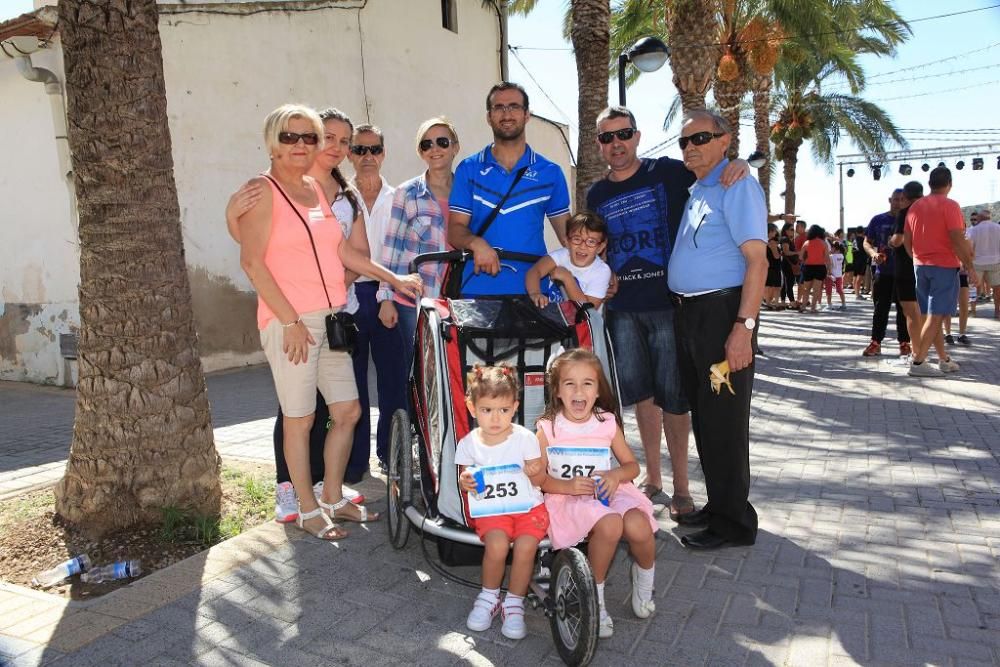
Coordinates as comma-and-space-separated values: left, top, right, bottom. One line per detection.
669, 495, 696, 522
638, 483, 664, 500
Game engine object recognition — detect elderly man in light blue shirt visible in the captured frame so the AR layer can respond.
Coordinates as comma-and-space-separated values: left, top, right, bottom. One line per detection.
667, 109, 767, 551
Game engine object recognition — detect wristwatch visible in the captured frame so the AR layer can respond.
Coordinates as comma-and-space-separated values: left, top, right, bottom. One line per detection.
735, 316, 756, 331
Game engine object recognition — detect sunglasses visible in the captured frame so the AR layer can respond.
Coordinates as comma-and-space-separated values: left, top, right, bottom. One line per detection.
419, 137, 454, 152
278, 131, 319, 146
350, 144, 384, 156
678, 131, 725, 149
569, 235, 602, 248
597, 128, 637, 144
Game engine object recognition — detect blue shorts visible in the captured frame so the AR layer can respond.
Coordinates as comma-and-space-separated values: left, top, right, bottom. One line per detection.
606, 308, 688, 414
915, 265, 960, 316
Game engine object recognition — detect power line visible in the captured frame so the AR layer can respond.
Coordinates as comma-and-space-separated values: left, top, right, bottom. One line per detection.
508, 46, 575, 128
824, 62, 1000, 90
873, 78, 1000, 102
862, 41, 1000, 81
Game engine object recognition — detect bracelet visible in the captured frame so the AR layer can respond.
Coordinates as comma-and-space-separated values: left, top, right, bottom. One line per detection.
280, 317, 300, 329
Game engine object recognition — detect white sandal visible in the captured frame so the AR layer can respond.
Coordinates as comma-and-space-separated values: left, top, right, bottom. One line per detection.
296, 507, 347, 540
320, 496, 380, 523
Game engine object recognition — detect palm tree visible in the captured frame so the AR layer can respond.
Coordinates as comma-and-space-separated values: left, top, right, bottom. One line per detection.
55, 0, 221, 535
770, 53, 907, 215
510, 0, 611, 205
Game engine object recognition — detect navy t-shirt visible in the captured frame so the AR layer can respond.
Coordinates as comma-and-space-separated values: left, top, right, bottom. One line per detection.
586, 157, 695, 311
865, 212, 897, 276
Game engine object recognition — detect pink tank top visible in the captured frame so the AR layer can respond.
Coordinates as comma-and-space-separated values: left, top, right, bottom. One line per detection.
257, 177, 347, 329
538, 412, 617, 447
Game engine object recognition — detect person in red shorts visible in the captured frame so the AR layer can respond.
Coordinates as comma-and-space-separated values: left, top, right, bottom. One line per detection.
455, 366, 548, 640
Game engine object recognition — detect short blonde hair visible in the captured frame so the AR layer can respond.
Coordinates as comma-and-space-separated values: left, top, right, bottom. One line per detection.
263, 104, 324, 155
414, 116, 459, 156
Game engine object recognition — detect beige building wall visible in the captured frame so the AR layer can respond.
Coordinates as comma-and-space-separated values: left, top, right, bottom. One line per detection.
1, 0, 575, 384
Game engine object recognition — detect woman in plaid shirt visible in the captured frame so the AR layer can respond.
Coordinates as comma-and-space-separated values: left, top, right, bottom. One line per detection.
378, 117, 461, 368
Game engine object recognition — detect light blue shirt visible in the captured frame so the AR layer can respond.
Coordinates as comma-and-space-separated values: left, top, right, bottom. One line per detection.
667, 159, 767, 294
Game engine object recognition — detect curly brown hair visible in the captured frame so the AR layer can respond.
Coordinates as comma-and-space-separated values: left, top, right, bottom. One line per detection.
465, 364, 519, 404
538, 349, 620, 431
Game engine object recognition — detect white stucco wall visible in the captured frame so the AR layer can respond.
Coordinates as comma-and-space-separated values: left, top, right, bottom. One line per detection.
0, 42, 79, 385
1, 0, 576, 384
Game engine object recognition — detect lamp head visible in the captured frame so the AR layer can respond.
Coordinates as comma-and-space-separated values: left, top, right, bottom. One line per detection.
627, 37, 669, 73
0, 36, 42, 57
747, 151, 767, 169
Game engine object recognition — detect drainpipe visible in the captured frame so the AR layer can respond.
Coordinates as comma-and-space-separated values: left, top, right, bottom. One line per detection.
497, 0, 509, 80
7, 49, 78, 236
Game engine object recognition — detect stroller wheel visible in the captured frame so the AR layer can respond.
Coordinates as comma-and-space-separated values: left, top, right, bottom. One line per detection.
549, 547, 598, 666
387, 409, 413, 549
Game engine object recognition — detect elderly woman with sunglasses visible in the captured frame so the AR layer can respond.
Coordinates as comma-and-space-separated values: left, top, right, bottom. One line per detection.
237, 104, 422, 540
377, 117, 462, 369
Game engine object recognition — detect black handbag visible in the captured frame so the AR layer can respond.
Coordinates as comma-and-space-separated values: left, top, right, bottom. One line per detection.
264, 175, 358, 354
443, 166, 529, 296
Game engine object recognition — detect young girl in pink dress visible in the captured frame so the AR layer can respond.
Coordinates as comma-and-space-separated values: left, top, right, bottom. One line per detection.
537, 349, 658, 639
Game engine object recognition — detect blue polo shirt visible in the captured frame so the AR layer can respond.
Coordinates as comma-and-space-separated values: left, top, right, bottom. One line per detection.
450, 144, 570, 295
865, 212, 896, 276
668, 159, 767, 294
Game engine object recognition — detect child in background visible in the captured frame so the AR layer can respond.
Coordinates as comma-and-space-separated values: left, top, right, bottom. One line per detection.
537, 349, 657, 639
824, 242, 847, 310
764, 223, 783, 309
456, 366, 547, 640
526, 212, 612, 308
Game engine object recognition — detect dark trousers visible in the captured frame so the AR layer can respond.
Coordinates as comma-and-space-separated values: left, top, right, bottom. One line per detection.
674, 288, 758, 544
347, 282, 406, 476
870, 273, 910, 343
274, 393, 327, 486
780, 263, 796, 302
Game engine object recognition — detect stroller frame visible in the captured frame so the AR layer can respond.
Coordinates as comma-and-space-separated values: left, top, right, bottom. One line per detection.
385, 250, 616, 666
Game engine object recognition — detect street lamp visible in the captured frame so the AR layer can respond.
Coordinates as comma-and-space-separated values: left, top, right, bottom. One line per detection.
618, 37, 669, 106
747, 151, 767, 169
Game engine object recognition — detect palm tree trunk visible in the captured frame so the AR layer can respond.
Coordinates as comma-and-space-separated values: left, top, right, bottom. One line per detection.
666, 0, 722, 112
713, 74, 744, 159
55, 0, 221, 536
570, 0, 611, 205
781, 141, 800, 216
751, 73, 773, 206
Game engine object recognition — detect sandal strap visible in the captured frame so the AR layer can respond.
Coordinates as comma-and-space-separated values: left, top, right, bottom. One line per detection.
320, 497, 352, 512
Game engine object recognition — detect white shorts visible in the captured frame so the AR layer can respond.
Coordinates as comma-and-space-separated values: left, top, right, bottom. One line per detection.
260, 309, 358, 417
974, 263, 1000, 286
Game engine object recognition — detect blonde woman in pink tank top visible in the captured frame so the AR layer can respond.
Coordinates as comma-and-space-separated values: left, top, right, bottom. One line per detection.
237, 104, 423, 540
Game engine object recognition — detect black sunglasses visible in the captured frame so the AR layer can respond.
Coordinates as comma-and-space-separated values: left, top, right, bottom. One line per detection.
278, 131, 319, 146
419, 137, 454, 152
597, 128, 637, 144
678, 131, 725, 149
350, 144, 384, 156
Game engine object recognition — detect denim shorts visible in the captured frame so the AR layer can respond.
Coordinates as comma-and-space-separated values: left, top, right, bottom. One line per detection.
915, 265, 960, 316
606, 308, 689, 414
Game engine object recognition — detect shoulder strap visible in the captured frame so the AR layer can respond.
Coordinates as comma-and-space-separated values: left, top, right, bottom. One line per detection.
473, 165, 529, 240
263, 174, 333, 309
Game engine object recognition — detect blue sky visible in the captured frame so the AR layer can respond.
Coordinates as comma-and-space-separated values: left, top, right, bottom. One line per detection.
4, 0, 999, 227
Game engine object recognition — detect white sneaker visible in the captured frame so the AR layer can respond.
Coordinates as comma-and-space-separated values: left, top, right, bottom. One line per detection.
275, 482, 298, 523
313, 480, 365, 505
466, 592, 500, 632
908, 361, 944, 377
598, 606, 614, 638
630, 563, 656, 619
500, 601, 527, 639
939, 358, 960, 373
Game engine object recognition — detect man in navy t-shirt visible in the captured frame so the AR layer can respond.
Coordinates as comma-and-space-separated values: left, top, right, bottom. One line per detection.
448, 82, 570, 295
586, 106, 746, 519
861, 189, 910, 357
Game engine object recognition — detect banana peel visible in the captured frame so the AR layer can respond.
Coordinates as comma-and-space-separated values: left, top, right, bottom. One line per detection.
709, 360, 735, 396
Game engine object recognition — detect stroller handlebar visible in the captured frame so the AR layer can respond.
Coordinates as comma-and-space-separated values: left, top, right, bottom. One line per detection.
408, 248, 543, 273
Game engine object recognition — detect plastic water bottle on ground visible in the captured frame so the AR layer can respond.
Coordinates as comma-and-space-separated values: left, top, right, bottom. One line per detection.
80, 559, 142, 584
33, 554, 92, 587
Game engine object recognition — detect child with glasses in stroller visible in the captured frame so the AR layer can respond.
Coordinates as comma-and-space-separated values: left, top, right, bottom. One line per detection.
537, 349, 658, 638
525, 211, 612, 309
456, 365, 549, 640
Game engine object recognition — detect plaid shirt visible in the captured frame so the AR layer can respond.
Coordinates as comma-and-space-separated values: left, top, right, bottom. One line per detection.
378, 172, 449, 305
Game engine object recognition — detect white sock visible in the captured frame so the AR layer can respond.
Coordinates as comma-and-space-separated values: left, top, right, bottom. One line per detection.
635, 565, 655, 598
479, 587, 500, 603
503, 593, 524, 609
596, 582, 606, 608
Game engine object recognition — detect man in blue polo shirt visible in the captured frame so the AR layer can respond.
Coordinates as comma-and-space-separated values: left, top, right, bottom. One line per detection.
448, 82, 570, 295
668, 109, 767, 550
861, 189, 911, 357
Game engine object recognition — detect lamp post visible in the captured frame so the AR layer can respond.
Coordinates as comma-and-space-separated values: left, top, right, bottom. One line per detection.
618, 36, 669, 106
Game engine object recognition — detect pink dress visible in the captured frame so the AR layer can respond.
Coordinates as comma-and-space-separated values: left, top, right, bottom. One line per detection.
540, 412, 657, 550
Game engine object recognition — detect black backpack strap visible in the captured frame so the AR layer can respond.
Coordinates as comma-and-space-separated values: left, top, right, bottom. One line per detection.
472, 166, 529, 240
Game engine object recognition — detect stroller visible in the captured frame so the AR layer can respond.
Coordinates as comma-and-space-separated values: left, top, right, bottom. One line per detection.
385, 249, 617, 666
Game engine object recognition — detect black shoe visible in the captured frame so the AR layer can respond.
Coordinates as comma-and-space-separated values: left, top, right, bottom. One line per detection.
681, 528, 755, 550
378, 459, 389, 475
675, 507, 711, 527
945, 334, 955, 345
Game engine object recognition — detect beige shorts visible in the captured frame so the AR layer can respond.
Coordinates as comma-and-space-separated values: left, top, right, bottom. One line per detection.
260, 309, 358, 418
974, 263, 1000, 285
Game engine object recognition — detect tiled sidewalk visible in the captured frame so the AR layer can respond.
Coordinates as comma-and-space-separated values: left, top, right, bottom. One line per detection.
1, 302, 998, 666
